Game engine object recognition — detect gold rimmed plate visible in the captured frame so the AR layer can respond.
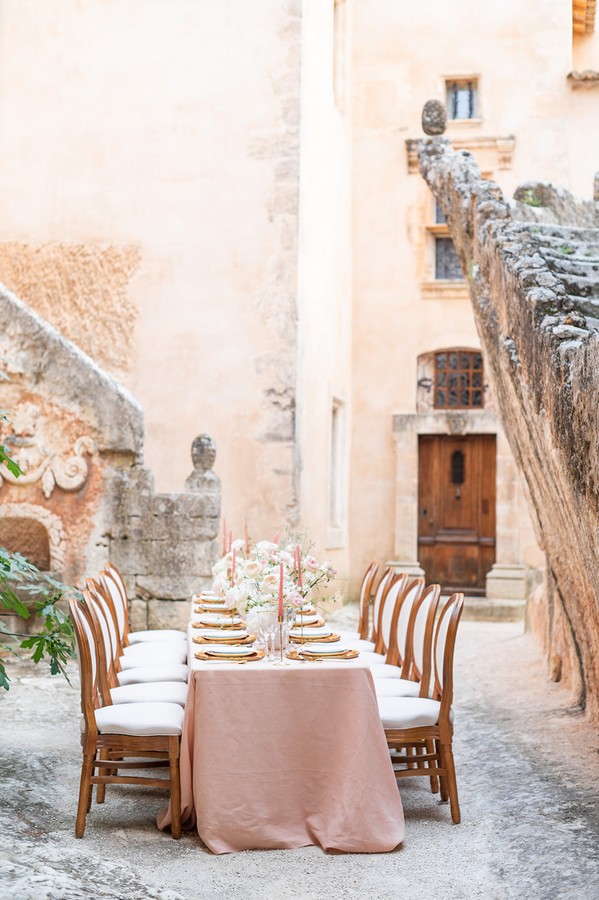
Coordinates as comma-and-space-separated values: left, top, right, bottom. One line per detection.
287, 648, 359, 661
192, 619, 247, 630
194, 649, 265, 663
289, 632, 340, 644
193, 634, 256, 645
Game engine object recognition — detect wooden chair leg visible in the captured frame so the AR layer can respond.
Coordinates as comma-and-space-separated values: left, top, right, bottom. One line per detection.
426, 739, 439, 794
76, 754, 94, 838
169, 736, 182, 840
96, 748, 108, 804
441, 741, 461, 824
436, 739, 449, 802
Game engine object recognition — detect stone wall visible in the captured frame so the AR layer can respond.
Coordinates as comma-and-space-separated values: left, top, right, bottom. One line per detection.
0, 285, 219, 624
418, 136, 599, 722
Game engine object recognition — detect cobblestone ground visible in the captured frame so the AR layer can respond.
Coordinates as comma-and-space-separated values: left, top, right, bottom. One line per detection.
1, 614, 599, 900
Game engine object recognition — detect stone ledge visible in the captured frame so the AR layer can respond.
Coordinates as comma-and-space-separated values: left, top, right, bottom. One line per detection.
461, 597, 526, 622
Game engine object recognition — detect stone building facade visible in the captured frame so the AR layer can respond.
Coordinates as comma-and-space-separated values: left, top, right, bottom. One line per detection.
0, 1, 597, 616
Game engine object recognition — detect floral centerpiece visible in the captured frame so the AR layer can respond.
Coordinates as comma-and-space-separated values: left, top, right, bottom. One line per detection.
211, 531, 337, 621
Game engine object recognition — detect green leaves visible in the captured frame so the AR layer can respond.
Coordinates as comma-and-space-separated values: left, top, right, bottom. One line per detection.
0, 548, 77, 690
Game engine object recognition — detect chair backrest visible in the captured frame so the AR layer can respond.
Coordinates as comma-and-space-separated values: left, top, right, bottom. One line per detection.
100, 569, 128, 643
432, 593, 464, 719
357, 561, 379, 640
69, 597, 101, 735
387, 578, 424, 665
401, 583, 440, 694
87, 577, 121, 664
369, 567, 394, 643
85, 585, 118, 699
375, 574, 408, 654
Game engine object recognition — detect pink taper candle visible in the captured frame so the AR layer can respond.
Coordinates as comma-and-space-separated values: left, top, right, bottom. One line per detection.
222, 519, 227, 556
296, 545, 303, 589
278, 562, 284, 618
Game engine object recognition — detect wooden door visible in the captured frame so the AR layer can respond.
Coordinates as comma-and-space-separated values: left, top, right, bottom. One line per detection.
418, 434, 496, 593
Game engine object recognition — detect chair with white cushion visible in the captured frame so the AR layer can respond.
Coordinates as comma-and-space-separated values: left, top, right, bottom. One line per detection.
339, 567, 396, 653
337, 560, 378, 644
69, 597, 183, 839
377, 593, 464, 824
102, 564, 187, 645
86, 581, 188, 687
373, 584, 440, 697
85, 589, 188, 708
364, 578, 424, 674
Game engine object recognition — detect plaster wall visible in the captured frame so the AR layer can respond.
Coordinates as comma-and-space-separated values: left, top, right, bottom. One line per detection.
349, 0, 588, 592
296, 0, 353, 579
0, 0, 301, 541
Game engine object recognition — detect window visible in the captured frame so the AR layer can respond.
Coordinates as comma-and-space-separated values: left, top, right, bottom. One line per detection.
434, 350, 484, 409
327, 398, 346, 547
435, 237, 462, 280
446, 79, 478, 120
333, 0, 347, 112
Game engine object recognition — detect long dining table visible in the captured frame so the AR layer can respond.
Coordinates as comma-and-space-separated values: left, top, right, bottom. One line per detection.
157, 600, 405, 854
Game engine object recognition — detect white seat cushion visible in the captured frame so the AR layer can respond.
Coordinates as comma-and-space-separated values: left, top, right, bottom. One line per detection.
338, 632, 376, 652
94, 701, 184, 736
373, 677, 421, 698
128, 629, 187, 644
120, 646, 187, 669
117, 664, 189, 686
357, 651, 387, 664
110, 681, 188, 706
369, 663, 403, 679
122, 640, 186, 658
377, 697, 441, 729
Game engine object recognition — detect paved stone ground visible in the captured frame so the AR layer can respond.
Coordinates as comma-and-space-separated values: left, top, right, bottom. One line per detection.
1, 614, 599, 900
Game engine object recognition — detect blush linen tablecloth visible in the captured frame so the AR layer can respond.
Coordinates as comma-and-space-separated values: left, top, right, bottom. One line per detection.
157, 648, 405, 854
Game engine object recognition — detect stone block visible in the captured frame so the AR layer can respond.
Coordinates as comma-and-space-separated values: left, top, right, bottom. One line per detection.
148, 598, 191, 631
486, 564, 528, 600
136, 574, 201, 601
129, 598, 148, 632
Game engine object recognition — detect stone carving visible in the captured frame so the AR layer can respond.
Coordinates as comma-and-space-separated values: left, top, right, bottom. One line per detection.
418, 127, 599, 724
0, 403, 95, 498
421, 99, 447, 136
185, 433, 219, 493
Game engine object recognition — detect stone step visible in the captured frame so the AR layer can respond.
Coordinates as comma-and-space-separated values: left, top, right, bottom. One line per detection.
461, 596, 526, 622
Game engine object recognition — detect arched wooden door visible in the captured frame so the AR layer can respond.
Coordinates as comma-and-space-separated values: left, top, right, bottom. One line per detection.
418, 434, 496, 593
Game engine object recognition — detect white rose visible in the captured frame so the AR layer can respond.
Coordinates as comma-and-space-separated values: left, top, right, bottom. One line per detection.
231, 538, 245, 552
243, 560, 263, 578
304, 555, 319, 571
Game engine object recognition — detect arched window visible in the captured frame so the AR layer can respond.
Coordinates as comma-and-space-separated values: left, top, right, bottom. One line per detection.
433, 349, 484, 409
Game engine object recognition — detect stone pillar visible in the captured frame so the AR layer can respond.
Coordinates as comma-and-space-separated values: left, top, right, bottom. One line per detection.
485, 429, 527, 600
388, 419, 424, 577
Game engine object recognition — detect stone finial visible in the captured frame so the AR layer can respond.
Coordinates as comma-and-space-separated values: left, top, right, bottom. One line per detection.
185, 433, 220, 494
191, 433, 216, 472
422, 99, 447, 136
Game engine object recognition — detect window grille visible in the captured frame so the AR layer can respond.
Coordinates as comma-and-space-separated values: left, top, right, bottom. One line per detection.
446, 80, 478, 120
435, 237, 462, 280
434, 350, 484, 409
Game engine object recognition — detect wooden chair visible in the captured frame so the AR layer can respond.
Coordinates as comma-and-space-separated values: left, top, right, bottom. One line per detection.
363, 577, 424, 670
357, 560, 379, 639
70, 596, 183, 839
376, 593, 464, 824
373, 583, 440, 696
101, 564, 186, 646
85, 578, 189, 686
341, 567, 399, 654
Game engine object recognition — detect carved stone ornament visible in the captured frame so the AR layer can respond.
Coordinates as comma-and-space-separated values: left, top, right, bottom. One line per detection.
0, 403, 95, 498
422, 99, 447, 136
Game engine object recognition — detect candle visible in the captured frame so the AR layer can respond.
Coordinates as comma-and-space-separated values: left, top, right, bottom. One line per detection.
244, 519, 249, 555
222, 518, 227, 556
278, 562, 284, 618
231, 548, 236, 584
296, 545, 303, 589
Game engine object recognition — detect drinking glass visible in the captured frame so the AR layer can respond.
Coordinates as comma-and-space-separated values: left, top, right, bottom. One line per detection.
257, 607, 277, 661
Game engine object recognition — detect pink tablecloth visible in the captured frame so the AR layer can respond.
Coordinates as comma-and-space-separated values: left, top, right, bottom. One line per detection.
157, 662, 404, 854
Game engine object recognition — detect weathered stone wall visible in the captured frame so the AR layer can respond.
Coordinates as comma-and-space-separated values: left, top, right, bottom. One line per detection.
418, 138, 599, 721
0, 286, 219, 624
